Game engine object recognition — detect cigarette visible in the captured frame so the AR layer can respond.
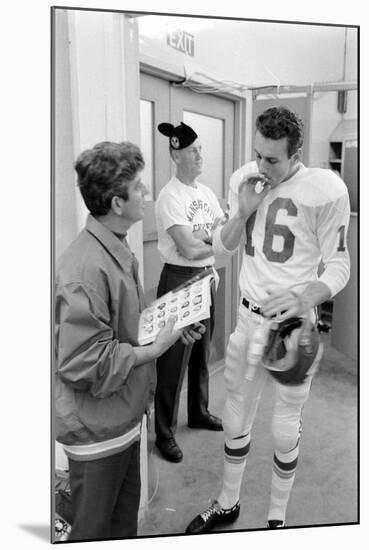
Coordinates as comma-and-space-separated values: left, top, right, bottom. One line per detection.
254, 180, 266, 194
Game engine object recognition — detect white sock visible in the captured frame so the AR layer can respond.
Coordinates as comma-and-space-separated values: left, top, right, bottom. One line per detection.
268, 445, 299, 522
218, 433, 250, 509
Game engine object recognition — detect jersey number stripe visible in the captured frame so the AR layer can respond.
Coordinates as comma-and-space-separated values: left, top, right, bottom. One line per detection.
245, 198, 298, 263
337, 225, 346, 252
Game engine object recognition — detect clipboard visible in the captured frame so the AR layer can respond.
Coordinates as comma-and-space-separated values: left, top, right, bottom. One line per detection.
138, 268, 216, 345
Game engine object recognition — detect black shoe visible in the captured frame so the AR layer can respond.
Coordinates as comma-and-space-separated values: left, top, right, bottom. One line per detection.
267, 520, 285, 529
155, 438, 183, 463
185, 500, 240, 534
188, 414, 223, 431
317, 320, 331, 333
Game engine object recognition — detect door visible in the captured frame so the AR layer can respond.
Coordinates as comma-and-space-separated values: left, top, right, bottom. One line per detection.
140, 72, 238, 366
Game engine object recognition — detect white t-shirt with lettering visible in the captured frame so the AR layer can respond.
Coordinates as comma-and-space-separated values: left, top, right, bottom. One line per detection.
155, 176, 225, 267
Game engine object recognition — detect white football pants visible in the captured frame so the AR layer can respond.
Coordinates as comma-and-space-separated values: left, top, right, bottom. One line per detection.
222, 303, 315, 453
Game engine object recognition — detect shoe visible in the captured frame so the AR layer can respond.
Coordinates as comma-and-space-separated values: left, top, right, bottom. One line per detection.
188, 414, 223, 431
317, 320, 331, 333
185, 500, 240, 534
155, 438, 183, 463
267, 519, 285, 529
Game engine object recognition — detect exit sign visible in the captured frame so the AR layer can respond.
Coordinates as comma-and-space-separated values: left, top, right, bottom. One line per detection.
167, 27, 195, 56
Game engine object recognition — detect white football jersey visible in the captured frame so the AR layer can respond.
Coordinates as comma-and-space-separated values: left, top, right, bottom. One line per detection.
228, 161, 351, 304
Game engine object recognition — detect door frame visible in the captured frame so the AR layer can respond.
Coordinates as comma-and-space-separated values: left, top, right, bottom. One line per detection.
139, 63, 247, 343
140, 62, 247, 179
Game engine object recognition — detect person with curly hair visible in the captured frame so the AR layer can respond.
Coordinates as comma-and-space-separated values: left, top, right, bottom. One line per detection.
55, 141, 204, 541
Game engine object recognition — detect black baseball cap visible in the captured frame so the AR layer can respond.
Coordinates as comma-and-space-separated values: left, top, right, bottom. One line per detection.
158, 122, 198, 150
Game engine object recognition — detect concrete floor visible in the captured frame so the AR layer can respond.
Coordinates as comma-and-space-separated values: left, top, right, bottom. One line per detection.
138, 333, 358, 537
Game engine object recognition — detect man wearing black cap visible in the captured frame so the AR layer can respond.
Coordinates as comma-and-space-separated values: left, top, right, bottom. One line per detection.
154, 122, 225, 462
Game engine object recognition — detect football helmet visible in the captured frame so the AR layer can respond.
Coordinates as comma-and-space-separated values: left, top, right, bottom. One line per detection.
262, 317, 321, 385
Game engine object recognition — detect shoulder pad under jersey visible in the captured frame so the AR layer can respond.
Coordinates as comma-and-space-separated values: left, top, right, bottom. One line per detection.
297, 167, 349, 207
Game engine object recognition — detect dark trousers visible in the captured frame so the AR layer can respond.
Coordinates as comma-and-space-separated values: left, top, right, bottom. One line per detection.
154, 264, 215, 442
68, 442, 141, 541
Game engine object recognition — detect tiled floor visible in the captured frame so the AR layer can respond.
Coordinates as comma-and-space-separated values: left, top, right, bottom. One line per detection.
138, 333, 358, 537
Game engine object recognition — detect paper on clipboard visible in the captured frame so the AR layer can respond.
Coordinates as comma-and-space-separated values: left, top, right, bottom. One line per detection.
138, 269, 216, 346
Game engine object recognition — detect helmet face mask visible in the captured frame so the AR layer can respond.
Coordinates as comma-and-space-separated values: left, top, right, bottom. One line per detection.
262, 317, 321, 385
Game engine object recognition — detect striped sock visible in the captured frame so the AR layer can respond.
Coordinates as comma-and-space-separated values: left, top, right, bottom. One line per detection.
218, 433, 251, 510
268, 444, 299, 523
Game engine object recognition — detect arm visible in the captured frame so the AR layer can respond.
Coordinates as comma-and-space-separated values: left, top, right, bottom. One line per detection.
218, 211, 251, 252
261, 280, 332, 320
192, 227, 213, 244
261, 188, 351, 320
315, 192, 351, 297
213, 173, 271, 256
156, 187, 214, 260
167, 224, 214, 261
133, 319, 205, 365
56, 283, 183, 397
192, 199, 227, 245
298, 281, 332, 310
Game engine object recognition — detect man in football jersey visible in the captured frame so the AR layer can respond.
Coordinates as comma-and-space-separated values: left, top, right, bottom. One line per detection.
154, 122, 227, 463
185, 105, 351, 533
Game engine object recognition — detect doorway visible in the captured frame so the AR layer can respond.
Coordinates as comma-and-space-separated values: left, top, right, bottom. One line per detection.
140, 71, 239, 365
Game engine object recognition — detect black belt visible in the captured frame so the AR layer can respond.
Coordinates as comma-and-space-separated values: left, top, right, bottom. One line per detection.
242, 298, 287, 318
164, 263, 212, 274
242, 297, 263, 316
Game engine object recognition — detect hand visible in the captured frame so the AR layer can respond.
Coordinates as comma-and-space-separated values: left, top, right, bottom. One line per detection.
212, 215, 226, 231
181, 322, 206, 345
261, 289, 308, 321
153, 316, 182, 356
238, 173, 271, 219
193, 229, 212, 244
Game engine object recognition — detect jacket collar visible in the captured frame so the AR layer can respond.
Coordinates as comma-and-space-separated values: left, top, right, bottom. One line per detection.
86, 214, 134, 272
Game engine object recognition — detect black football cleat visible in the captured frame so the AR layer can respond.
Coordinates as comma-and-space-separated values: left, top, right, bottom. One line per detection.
185, 500, 240, 535
267, 519, 285, 529
317, 320, 331, 333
